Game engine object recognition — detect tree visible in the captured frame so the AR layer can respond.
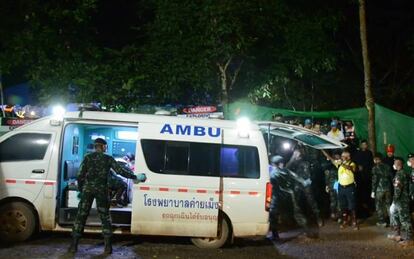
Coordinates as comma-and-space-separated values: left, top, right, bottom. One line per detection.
359, 0, 376, 152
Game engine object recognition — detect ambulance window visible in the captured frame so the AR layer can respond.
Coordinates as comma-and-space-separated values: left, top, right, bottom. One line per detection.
141, 139, 164, 173
0, 133, 51, 162
165, 142, 189, 174
220, 146, 260, 179
189, 143, 218, 176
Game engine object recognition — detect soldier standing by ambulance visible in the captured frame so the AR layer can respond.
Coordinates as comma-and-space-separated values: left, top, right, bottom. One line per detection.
371, 153, 393, 227
387, 157, 413, 246
68, 138, 146, 254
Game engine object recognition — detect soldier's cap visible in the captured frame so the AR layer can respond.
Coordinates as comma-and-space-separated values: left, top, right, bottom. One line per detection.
94, 138, 107, 145
373, 152, 383, 159
270, 155, 284, 164
408, 153, 414, 159
394, 156, 404, 163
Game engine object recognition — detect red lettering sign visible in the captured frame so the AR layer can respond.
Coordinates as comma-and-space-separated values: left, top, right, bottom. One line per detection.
182, 106, 217, 114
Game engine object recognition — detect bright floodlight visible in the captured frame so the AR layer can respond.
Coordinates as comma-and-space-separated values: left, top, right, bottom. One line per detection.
282, 142, 291, 150
237, 117, 250, 130
237, 117, 251, 138
52, 105, 65, 119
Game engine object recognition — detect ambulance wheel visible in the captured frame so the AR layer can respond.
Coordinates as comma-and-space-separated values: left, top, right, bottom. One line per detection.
191, 217, 230, 249
0, 202, 37, 243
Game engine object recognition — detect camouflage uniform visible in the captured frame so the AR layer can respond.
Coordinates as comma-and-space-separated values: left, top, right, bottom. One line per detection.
389, 169, 413, 241
72, 152, 137, 238
325, 165, 339, 217
269, 166, 280, 236
278, 168, 309, 229
371, 162, 393, 224
293, 160, 322, 224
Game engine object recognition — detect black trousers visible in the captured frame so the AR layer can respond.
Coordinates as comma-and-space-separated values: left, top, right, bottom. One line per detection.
338, 183, 356, 211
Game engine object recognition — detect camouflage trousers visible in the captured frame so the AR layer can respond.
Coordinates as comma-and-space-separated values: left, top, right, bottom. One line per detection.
375, 191, 392, 223
390, 202, 413, 240
328, 190, 339, 215
303, 187, 321, 220
72, 190, 112, 238
287, 191, 308, 228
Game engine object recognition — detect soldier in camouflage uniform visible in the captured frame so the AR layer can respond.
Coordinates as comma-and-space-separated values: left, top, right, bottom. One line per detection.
68, 138, 146, 254
324, 152, 341, 220
387, 157, 413, 246
408, 153, 414, 201
271, 155, 315, 237
268, 155, 284, 241
288, 148, 323, 227
371, 153, 393, 227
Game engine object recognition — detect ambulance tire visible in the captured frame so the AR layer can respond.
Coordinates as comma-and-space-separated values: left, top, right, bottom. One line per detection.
191, 217, 230, 249
0, 201, 37, 243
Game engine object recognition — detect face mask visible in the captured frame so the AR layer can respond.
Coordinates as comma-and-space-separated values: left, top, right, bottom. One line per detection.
393, 165, 398, 170
407, 161, 412, 167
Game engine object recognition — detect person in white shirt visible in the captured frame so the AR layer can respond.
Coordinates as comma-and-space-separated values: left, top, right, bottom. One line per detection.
327, 121, 344, 141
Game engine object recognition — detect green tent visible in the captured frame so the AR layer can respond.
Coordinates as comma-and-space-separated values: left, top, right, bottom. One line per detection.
225, 101, 414, 160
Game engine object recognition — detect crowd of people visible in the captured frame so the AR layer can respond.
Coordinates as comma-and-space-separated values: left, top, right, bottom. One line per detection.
268, 117, 414, 247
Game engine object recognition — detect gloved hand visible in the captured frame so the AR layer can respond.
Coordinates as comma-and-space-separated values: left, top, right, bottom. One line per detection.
133, 173, 147, 183
371, 192, 375, 199
77, 191, 83, 200
303, 178, 312, 187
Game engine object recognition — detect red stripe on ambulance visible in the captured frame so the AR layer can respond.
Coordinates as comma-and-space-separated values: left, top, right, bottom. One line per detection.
5, 179, 16, 184
178, 188, 188, 192
159, 187, 169, 192
139, 186, 150, 191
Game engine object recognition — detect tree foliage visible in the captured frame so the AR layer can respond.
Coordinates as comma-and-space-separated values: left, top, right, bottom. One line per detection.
0, 0, 413, 114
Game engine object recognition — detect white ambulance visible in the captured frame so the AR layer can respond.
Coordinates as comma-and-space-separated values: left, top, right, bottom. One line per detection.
0, 111, 343, 248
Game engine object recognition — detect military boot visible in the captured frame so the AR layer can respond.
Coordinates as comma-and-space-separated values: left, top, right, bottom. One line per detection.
104, 236, 112, 254
68, 237, 79, 253
351, 211, 359, 230
387, 227, 401, 242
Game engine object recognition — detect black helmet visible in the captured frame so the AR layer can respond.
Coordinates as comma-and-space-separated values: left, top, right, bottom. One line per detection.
94, 138, 107, 145
270, 155, 284, 165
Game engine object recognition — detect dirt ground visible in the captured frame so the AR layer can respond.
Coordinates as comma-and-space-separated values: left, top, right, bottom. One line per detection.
1, 217, 414, 259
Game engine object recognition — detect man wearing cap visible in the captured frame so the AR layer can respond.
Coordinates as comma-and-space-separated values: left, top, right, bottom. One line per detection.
68, 138, 146, 254
383, 144, 396, 177
371, 153, 393, 227
268, 155, 284, 241
388, 157, 413, 246
304, 119, 312, 130
327, 121, 345, 142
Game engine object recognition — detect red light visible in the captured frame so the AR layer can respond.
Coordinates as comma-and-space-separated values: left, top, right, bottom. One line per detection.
265, 182, 272, 211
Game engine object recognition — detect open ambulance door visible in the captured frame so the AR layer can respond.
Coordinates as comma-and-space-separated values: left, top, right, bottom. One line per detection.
258, 121, 347, 150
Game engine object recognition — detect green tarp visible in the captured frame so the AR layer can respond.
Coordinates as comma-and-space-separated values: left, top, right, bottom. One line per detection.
226, 101, 414, 159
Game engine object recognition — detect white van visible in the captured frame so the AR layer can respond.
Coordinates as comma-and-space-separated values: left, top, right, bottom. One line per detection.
0, 111, 273, 248
0, 113, 344, 248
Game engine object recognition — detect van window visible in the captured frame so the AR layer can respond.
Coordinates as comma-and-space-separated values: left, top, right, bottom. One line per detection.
141, 139, 259, 178
0, 133, 51, 162
165, 142, 189, 174
220, 146, 260, 179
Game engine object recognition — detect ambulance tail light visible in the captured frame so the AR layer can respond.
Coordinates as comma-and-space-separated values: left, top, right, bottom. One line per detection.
265, 182, 272, 211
